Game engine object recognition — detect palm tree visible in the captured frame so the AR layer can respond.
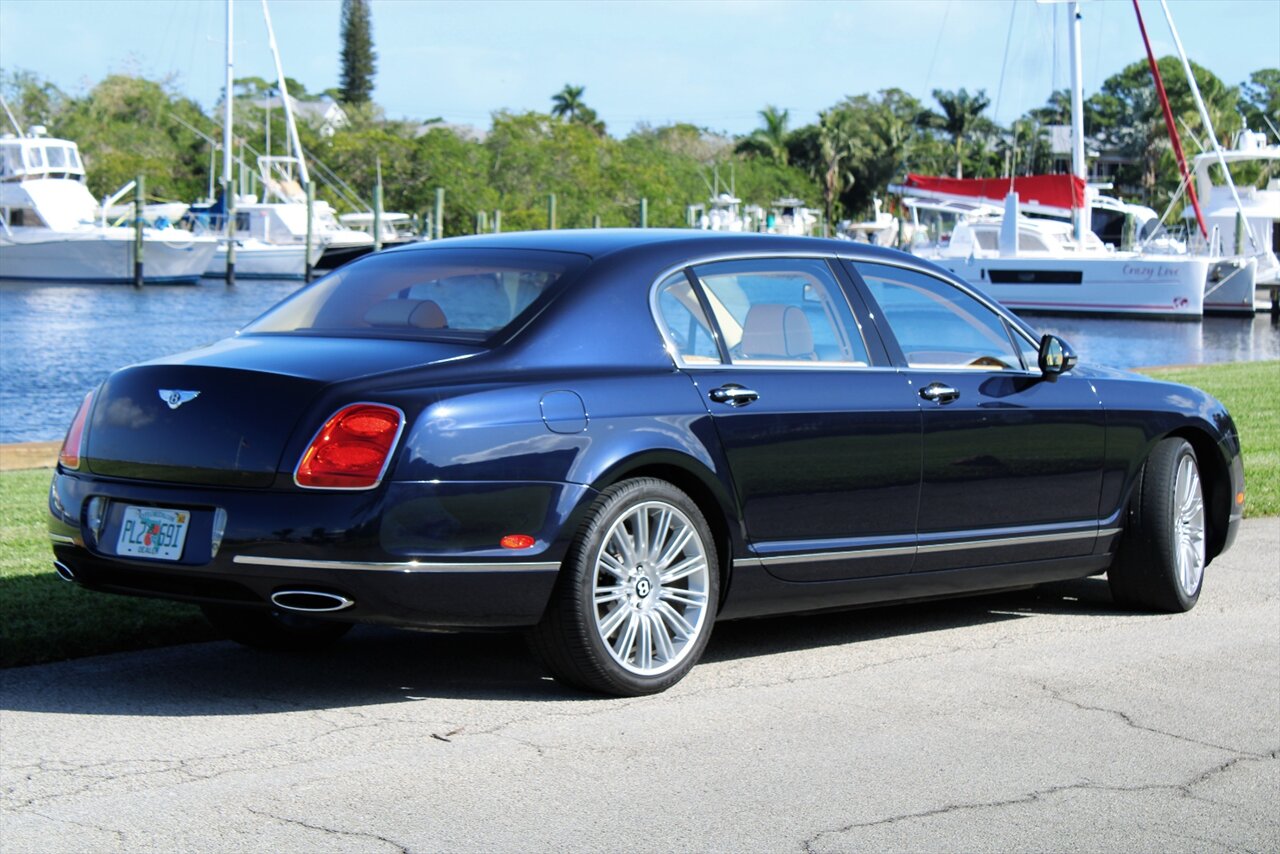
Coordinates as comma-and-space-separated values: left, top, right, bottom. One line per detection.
815, 109, 857, 228
930, 88, 991, 178
551, 84, 586, 122
735, 105, 790, 165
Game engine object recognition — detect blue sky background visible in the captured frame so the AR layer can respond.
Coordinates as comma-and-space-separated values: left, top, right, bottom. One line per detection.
1, 0, 1276, 136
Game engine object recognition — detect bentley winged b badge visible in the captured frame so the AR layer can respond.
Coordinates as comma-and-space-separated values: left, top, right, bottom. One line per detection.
159, 389, 201, 410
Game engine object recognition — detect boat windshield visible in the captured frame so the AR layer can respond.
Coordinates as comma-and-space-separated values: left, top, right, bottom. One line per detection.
241, 247, 588, 344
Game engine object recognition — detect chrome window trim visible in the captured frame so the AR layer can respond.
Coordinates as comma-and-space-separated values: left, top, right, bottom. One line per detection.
233, 555, 560, 573
648, 249, 1044, 373
648, 251, 878, 372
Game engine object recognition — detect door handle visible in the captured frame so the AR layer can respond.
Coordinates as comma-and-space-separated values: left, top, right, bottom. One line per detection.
709, 385, 760, 407
919, 382, 960, 404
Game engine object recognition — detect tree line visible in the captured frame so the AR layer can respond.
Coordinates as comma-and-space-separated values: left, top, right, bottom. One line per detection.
1, 60, 1275, 237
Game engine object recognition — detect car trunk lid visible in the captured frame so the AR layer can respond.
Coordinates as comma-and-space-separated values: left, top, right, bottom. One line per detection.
83, 336, 479, 487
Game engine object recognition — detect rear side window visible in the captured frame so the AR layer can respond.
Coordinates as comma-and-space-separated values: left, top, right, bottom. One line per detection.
690, 258, 869, 366
655, 272, 722, 364
241, 248, 587, 343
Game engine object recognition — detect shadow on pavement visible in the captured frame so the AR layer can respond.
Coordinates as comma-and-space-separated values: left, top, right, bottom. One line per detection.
0, 576, 1117, 715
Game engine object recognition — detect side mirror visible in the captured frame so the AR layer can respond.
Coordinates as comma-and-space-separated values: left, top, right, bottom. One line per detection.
1038, 334, 1078, 377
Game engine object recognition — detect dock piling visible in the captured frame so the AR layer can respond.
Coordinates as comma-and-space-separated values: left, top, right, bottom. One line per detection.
304, 182, 314, 282
132, 175, 144, 288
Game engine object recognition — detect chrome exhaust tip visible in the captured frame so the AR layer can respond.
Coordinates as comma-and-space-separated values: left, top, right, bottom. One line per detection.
270, 589, 354, 613
53, 561, 77, 583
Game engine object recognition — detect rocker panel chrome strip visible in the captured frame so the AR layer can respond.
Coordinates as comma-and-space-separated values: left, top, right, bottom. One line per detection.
233, 555, 560, 573
751, 528, 1119, 565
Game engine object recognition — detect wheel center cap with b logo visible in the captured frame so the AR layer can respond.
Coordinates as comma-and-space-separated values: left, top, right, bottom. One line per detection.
635, 577, 652, 598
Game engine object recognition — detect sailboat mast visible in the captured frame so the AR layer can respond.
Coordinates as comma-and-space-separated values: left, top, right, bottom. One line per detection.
1157, 0, 1258, 253
1133, 0, 1208, 239
222, 1, 234, 198
261, 0, 310, 189
223, 0, 236, 283
1068, 1, 1090, 243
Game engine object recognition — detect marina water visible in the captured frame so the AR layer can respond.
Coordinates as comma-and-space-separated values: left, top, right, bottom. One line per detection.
2, 279, 1278, 444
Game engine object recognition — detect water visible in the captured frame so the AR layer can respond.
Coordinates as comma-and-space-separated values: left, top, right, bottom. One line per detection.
1, 280, 298, 444
2, 281, 1278, 443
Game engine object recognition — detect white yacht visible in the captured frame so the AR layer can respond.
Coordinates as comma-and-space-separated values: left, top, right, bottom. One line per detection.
0, 131, 217, 284
696, 192, 752, 232
766, 197, 818, 236
254, 156, 374, 272
905, 195, 1209, 318
183, 196, 324, 279
1185, 130, 1279, 311
337, 210, 423, 248
837, 197, 897, 246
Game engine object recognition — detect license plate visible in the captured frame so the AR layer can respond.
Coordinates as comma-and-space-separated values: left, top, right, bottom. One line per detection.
116, 505, 191, 561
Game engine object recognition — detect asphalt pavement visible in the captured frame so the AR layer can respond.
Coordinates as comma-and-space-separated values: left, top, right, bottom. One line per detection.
3, 517, 1277, 853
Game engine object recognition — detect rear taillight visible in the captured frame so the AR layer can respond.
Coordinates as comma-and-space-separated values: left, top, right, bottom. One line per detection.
58, 391, 94, 470
294, 403, 404, 490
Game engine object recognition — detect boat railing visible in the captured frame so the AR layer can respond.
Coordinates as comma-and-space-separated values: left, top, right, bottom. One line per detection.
99, 180, 138, 228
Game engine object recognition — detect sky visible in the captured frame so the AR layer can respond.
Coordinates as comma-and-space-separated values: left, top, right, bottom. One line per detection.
1, 0, 1276, 138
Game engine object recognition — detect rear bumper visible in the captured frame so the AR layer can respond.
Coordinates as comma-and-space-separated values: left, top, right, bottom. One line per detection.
49, 470, 591, 629
52, 545, 560, 629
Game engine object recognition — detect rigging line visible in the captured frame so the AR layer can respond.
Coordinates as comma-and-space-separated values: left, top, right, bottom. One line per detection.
922, 0, 953, 97
992, 0, 1018, 127
1087, 0, 1106, 139
1051, 2, 1059, 106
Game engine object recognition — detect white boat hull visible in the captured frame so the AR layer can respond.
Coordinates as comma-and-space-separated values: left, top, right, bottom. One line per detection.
1203, 257, 1257, 316
932, 255, 1210, 318
0, 231, 218, 284
202, 242, 314, 279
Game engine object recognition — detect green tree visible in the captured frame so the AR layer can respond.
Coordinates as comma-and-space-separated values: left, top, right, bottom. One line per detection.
813, 109, 856, 228
339, 0, 377, 105
735, 105, 790, 165
52, 75, 209, 201
551, 84, 586, 121
1089, 57, 1241, 208
927, 88, 991, 178
549, 85, 605, 136
1241, 68, 1280, 136
0, 68, 66, 130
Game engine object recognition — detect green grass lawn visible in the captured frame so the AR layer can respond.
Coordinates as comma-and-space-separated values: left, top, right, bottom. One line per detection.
1139, 361, 1278, 517
2, 359, 1275, 669
0, 469, 214, 667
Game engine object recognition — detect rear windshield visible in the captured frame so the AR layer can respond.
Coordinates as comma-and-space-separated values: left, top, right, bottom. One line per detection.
241, 248, 588, 343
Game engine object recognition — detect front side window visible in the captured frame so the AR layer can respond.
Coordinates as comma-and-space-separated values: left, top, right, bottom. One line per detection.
242, 248, 587, 343
851, 262, 1023, 371
690, 258, 869, 366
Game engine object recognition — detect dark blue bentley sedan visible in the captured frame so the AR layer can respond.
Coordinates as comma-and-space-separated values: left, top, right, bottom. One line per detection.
49, 230, 1244, 695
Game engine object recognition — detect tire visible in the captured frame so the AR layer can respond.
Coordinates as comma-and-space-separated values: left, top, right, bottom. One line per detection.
531, 478, 720, 696
1109, 437, 1206, 613
201, 603, 352, 651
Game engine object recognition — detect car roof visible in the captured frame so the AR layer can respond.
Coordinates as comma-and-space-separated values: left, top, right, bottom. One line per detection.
383, 228, 911, 266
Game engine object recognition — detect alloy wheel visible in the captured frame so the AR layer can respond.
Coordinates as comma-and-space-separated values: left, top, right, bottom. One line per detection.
591, 500, 711, 676
1173, 454, 1205, 597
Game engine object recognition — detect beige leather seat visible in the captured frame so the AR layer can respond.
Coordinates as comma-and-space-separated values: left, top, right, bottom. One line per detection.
740, 304, 815, 360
